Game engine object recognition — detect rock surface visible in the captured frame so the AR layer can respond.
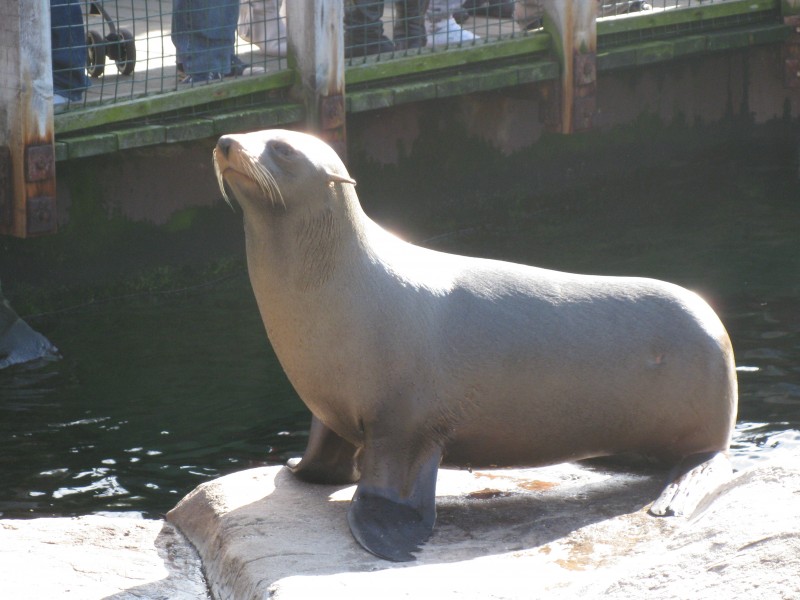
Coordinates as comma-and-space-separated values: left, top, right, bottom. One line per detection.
168, 459, 800, 600
0, 515, 209, 599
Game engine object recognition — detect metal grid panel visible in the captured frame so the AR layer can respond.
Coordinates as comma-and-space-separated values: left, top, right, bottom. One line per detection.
52, 0, 290, 112
49, 0, 768, 112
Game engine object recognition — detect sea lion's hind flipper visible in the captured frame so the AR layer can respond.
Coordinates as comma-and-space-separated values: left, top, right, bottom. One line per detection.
348, 490, 432, 562
287, 415, 360, 484
347, 445, 441, 561
649, 451, 732, 517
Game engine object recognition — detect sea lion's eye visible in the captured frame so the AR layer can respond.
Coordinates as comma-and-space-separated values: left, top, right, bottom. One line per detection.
271, 141, 296, 159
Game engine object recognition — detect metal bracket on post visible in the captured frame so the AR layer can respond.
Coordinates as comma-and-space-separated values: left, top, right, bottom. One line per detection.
23, 144, 57, 235
26, 196, 56, 236
26, 144, 56, 183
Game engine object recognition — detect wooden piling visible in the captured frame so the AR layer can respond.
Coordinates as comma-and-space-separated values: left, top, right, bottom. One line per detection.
541, 0, 597, 133
285, 0, 348, 162
0, 0, 57, 237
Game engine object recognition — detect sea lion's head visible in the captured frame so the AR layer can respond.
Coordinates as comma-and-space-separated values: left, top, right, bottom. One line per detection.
213, 129, 356, 217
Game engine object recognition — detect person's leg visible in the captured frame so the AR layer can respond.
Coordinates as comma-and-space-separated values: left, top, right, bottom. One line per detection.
345, 0, 393, 58
394, 0, 430, 50
238, 0, 286, 57
172, 0, 238, 80
50, 0, 90, 101
513, 0, 543, 31
459, 0, 514, 19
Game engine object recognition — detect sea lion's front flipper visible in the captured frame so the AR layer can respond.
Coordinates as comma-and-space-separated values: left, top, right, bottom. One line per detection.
347, 444, 442, 562
650, 451, 732, 517
288, 415, 360, 484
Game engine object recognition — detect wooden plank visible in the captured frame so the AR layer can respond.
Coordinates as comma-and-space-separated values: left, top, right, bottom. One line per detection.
55, 70, 295, 135
347, 58, 559, 114
116, 125, 166, 150
64, 133, 119, 160
597, 22, 789, 70
210, 104, 305, 134
165, 119, 216, 143
345, 34, 552, 87
598, 0, 779, 38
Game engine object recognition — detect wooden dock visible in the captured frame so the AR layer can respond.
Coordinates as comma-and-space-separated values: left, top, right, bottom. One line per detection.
2, 0, 795, 237
75, 0, 740, 109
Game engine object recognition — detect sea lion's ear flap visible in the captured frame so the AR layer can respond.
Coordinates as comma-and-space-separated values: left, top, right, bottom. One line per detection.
327, 172, 357, 186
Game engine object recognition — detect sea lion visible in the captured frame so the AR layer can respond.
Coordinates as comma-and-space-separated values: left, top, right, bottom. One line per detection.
213, 129, 738, 562
0, 283, 59, 369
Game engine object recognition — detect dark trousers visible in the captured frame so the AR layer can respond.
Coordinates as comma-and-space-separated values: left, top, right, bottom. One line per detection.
51, 0, 90, 100
345, 0, 430, 56
171, 0, 239, 76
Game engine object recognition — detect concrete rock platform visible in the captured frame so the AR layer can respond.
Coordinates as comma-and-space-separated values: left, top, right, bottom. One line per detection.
3, 458, 798, 599
168, 459, 800, 600
0, 515, 209, 599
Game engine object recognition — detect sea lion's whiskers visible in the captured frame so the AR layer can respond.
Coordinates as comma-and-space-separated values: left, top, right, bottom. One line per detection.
243, 158, 285, 209
212, 147, 285, 209
212, 148, 233, 210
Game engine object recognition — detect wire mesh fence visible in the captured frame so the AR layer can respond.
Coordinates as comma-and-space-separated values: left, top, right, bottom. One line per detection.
49, 0, 754, 112
52, 0, 290, 112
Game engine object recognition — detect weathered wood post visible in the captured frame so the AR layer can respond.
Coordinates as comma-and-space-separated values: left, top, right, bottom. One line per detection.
541, 0, 597, 133
285, 1, 348, 161
0, 0, 58, 237
782, 0, 800, 88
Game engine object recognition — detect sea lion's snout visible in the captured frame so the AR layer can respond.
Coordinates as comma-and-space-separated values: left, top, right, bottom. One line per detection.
213, 137, 237, 207
216, 136, 234, 159
214, 133, 285, 210
214, 135, 240, 174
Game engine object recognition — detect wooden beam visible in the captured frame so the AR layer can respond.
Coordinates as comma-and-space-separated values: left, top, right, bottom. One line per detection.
286, 0, 347, 160
0, 0, 57, 237
542, 0, 597, 133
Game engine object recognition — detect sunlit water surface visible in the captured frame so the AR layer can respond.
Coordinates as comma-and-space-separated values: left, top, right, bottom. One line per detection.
1, 141, 798, 518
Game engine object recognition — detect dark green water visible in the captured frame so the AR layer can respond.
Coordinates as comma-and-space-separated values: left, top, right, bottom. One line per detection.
1, 134, 798, 519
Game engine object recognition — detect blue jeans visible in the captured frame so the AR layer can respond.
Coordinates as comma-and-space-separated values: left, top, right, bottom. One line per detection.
51, 0, 90, 100
172, 0, 239, 77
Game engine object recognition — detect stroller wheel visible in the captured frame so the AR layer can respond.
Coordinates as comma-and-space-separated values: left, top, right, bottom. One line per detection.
86, 29, 106, 78
106, 28, 136, 76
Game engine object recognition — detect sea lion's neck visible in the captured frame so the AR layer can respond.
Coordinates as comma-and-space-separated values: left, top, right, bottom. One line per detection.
243, 187, 374, 336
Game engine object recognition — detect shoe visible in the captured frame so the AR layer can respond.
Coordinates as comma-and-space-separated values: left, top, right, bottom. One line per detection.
393, 0, 428, 51
179, 71, 224, 85
53, 93, 70, 113
429, 17, 479, 47
225, 55, 265, 77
